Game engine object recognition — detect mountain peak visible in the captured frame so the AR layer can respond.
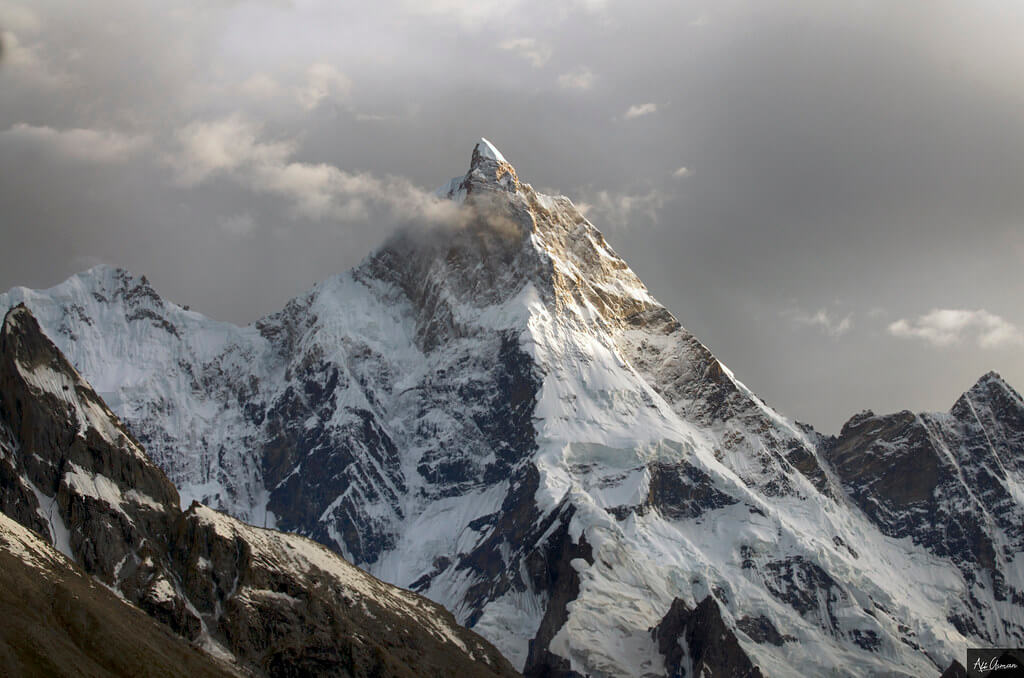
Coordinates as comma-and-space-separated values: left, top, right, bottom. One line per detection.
466, 136, 518, 190
1, 303, 31, 334
972, 370, 1009, 391
439, 137, 520, 200
0, 302, 160, 467
952, 370, 1023, 418
472, 137, 508, 166
2, 303, 53, 368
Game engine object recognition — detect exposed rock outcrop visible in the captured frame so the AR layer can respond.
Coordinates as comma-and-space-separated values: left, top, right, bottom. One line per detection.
652, 596, 763, 678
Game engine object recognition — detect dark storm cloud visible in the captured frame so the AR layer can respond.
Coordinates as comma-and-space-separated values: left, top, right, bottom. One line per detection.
1, 0, 1022, 431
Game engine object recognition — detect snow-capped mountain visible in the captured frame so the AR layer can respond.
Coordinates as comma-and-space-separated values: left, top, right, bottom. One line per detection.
3, 139, 1022, 677
0, 304, 519, 677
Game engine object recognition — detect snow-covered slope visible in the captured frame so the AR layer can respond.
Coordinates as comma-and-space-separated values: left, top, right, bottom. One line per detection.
3, 141, 1022, 677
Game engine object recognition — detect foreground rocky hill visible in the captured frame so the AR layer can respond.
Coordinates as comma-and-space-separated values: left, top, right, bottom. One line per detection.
0, 304, 519, 677
3, 140, 1022, 676
0, 511, 238, 678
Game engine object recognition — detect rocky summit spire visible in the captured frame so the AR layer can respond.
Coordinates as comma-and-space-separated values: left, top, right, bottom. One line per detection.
440, 137, 520, 199
471, 137, 508, 166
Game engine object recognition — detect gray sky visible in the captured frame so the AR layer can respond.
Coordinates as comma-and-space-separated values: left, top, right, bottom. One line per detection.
2, 0, 1022, 433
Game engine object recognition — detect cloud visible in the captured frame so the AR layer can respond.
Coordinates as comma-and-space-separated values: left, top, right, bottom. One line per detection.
689, 14, 710, 28
498, 37, 551, 68
239, 73, 283, 100
575, 189, 665, 229
624, 102, 657, 119
170, 115, 293, 185
672, 166, 690, 178
786, 308, 853, 337
405, 0, 607, 29
354, 112, 404, 122
296, 63, 352, 111
0, 30, 68, 88
169, 114, 461, 223
405, 0, 517, 28
888, 309, 1024, 349
0, 2, 42, 34
219, 213, 257, 237
557, 68, 595, 90
0, 123, 149, 163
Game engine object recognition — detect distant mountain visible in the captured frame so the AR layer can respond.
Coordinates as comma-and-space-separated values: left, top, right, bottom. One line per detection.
3, 139, 1022, 677
823, 372, 1024, 641
0, 304, 518, 677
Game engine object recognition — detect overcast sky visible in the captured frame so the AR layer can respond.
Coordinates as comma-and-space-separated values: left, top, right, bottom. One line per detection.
2, 0, 1022, 432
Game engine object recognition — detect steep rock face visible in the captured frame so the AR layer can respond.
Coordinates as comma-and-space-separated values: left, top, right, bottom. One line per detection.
0, 305, 521, 678
3, 141, 1024, 677
652, 596, 763, 678
0, 304, 196, 636
0, 511, 238, 678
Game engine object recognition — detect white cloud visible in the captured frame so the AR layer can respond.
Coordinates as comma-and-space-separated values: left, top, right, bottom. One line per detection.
624, 102, 657, 119
498, 37, 551, 68
672, 166, 691, 178
0, 30, 69, 88
296, 63, 352, 111
170, 115, 294, 185
239, 73, 283, 100
557, 68, 595, 90
888, 309, 1024, 349
575, 189, 665, 229
169, 114, 461, 223
786, 308, 853, 337
0, 123, 149, 163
